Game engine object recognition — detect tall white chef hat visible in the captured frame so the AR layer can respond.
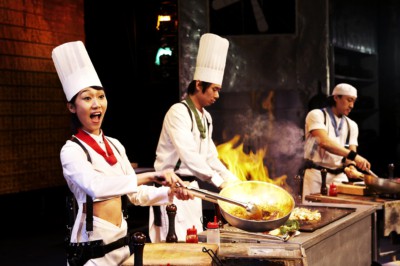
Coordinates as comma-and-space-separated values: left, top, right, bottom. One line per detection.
193, 33, 229, 86
52, 41, 102, 102
331, 83, 357, 98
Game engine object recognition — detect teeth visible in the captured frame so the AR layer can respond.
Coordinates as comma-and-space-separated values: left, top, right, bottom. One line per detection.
90, 113, 101, 118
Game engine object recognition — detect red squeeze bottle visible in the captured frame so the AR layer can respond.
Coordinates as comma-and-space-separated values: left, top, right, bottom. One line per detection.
329, 183, 337, 196
186, 225, 198, 243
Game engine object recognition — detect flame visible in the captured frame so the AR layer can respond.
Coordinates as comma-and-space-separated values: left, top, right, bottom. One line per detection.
217, 134, 292, 193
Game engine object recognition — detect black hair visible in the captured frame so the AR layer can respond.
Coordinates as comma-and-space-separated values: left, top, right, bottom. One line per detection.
327, 95, 341, 107
68, 86, 104, 135
186, 80, 212, 95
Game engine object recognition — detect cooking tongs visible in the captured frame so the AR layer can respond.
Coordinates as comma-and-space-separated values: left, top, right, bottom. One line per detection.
182, 185, 261, 216
220, 228, 296, 242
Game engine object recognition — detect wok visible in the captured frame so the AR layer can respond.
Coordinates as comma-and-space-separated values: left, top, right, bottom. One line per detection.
363, 170, 400, 194
218, 181, 295, 232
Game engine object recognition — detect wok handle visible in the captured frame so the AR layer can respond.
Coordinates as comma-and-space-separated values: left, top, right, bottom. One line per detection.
174, 183, 218, 203
188, 189, 218, 204
366, 169, 379, 179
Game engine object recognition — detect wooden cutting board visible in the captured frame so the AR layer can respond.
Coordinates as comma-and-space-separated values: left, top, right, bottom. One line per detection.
336, 183, 372, 195
122, 243, 218, 266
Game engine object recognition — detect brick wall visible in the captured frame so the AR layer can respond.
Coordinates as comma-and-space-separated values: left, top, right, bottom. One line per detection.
0, 0, 84, 194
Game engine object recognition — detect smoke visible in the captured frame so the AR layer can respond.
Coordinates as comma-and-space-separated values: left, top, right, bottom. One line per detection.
234, 110, 304, 159
267, 120, 305, 158
230, 110, 305, 183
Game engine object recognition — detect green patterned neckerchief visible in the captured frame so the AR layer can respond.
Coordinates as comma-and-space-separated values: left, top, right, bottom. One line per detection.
185, 96, 206, 139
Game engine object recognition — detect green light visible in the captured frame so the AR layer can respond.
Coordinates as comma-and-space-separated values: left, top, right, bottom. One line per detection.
155, 47, 172, 66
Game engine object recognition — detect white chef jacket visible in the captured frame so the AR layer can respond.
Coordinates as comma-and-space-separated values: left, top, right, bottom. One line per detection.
62, 131, 171, 265
302, 108, 359, 202
150, 101, 238, 243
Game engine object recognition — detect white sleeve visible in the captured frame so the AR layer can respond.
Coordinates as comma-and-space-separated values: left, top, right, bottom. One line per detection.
166, 105, 238, 187
127, 185, 171, 206
61, 140, 138, 200
348, 118, 359, 146
207, 137, 238, 185
305, 109, 326, 136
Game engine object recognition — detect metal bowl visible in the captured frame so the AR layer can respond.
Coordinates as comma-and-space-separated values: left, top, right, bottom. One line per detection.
218, 181, 295, 232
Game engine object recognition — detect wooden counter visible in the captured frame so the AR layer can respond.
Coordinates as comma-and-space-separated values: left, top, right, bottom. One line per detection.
305, 193, 387, 209
121, 243, 218, 266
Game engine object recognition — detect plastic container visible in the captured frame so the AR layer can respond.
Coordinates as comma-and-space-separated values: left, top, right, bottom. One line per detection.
186, 225, 198, 243
206, 216, 220, 246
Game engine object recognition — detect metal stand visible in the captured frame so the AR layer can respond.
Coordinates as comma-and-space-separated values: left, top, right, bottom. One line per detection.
202, 247, 223, 266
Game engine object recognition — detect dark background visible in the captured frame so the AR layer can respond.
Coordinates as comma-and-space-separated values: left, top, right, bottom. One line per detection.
84, 0, 180, 168
1, 0, 400, 264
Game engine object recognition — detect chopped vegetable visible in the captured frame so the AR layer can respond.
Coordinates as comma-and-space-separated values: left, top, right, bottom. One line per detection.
279, 219, 300, 235
290, 207, 321, 221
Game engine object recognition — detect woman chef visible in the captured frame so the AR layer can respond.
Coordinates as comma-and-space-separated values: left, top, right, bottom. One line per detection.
149, 33, 241, 243
52, 41, 192, 265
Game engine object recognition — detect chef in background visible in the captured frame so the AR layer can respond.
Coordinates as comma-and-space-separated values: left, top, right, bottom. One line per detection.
52, 41, 191, 265
302, 83, 371, 202
149, 33, 241, 243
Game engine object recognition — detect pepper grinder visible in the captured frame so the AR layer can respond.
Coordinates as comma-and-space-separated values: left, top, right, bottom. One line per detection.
388, 163, 395, 179
166, 204, 178, 243
320, 168, 328, 195
294, 174, 303, 203
132, 232, 146, 266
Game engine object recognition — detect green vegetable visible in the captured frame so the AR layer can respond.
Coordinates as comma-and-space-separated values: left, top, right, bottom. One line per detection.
279, 219, 300, 235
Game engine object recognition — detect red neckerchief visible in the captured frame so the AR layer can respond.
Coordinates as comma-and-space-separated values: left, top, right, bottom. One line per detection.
75, 128, 117, 165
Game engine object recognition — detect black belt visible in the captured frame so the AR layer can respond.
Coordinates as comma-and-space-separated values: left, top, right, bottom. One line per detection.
67, 235, 131, 266
304, 160, 344, 175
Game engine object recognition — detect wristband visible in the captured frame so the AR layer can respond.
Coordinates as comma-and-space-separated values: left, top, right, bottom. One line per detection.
347, 150, 357, 161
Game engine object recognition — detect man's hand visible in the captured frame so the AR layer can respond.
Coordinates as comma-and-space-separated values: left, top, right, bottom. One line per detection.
353, 154, 371, 172
344, 165, 364, 179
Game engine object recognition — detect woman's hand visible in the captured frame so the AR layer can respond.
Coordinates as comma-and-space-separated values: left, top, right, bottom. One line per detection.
168, 183, 194, 201
153, 169, 194, 201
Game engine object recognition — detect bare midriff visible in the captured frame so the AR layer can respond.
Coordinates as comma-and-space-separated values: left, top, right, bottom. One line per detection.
83, 197, 122, 227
